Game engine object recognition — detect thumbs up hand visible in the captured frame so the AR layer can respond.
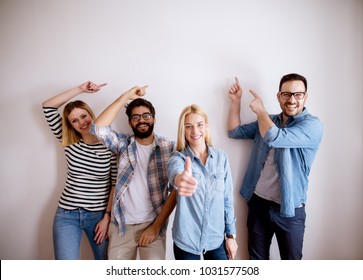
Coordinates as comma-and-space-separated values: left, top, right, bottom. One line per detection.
174, 156, 198, 196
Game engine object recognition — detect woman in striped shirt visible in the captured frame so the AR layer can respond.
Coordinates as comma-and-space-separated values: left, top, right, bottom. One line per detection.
42, 81, 117, 259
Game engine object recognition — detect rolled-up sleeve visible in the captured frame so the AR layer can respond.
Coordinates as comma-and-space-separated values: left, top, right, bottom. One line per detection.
167, 152, 185, 189
91, 122, 126, 154
263, 117, 323, 149
228, 121, 258, 140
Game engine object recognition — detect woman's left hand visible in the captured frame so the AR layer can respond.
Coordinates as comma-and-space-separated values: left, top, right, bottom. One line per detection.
94, 214, 111, 244
225, 238, 238, 259
80, 81, 108, 94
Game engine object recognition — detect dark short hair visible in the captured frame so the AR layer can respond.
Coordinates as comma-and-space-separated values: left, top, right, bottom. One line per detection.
279, 73, 307, 91
125, 98, 156, 121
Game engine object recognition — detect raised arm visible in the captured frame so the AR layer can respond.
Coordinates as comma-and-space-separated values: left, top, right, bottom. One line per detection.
248, 90, 274, 138
227, 77, 243, 130
94, 85, 148, 126
42, 81, 107, 108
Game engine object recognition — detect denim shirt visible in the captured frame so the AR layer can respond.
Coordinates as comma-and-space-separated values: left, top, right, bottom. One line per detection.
228, 108, 323, 217
167, 145, 236, 255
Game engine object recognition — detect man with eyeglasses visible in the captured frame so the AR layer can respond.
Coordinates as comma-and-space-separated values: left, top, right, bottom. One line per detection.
91, 86, 176, 260
227, 73, 323, 259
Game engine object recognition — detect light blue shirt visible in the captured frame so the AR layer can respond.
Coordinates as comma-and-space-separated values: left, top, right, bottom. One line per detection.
167, 145, 236, 255
228, 108, 323, 217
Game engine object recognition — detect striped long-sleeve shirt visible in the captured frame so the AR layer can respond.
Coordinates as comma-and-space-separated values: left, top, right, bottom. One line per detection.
43, 107, 117, 211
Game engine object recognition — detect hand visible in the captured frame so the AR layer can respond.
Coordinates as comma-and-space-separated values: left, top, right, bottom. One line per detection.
249, 89, 266, 115
126, 85, 148, 100
138, 223, 159, 246
174, 157, 198, 196
79, 81, 107, 93
94, 215, 110, 244
228, 77, 243, 101
225, 238, 238, 259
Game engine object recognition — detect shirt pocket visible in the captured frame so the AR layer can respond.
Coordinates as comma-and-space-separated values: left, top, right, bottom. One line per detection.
192, 172, 202, 181
212, 172, 225, 192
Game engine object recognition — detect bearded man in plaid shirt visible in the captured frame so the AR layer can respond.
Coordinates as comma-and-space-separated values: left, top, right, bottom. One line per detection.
91, 85, 176, 260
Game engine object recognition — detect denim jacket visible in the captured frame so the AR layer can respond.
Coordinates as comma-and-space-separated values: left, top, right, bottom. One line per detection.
228, 108, 323, 217
167, 146, 236, 254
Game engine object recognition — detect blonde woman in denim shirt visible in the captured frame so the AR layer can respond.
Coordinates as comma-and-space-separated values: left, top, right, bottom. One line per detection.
167, 104, 238, 260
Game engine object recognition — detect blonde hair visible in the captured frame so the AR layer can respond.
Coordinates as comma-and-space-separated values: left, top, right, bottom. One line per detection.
175, 104, 212, 151
61, 100, 95, 147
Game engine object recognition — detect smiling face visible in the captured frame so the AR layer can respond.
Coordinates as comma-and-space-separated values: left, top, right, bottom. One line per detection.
67, 107, 93, 137
184, 113, 208, 148
277, 80, 308, 122
129, 105, 155, 139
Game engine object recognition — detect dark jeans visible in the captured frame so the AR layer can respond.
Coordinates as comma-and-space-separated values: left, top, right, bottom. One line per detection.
247, 194, 306, 260
173, 241, 228, 260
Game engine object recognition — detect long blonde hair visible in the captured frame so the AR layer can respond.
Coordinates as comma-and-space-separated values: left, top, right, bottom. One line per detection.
175, 104, 212, 151
61, 100, 95, 147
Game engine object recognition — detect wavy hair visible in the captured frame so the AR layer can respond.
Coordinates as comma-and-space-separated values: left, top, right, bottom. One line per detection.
61, 100, 95, 147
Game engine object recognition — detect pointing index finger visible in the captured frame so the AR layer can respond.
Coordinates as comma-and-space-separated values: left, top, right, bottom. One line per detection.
98, 83, 108, 88
249, 89, 259, 99
234, 77, 241, 87
136, 85, 148, 96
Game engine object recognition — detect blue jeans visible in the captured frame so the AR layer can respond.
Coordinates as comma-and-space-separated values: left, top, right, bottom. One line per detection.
247, 194, 306, 260
173, 242, 228, 260
53, 207, 108, 260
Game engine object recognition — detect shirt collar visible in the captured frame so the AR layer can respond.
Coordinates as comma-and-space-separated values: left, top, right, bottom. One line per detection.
277, 107, 309, 124
185, 144, 214, 160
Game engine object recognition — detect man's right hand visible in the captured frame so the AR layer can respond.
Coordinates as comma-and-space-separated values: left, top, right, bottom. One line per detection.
126, 85, 148, 100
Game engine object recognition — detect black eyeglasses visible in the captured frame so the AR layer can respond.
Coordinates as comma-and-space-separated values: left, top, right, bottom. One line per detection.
130, 112, 153, 122
279, 92, 306, 100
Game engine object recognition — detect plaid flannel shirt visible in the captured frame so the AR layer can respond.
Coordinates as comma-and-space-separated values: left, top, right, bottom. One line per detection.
91, 123, 175, 236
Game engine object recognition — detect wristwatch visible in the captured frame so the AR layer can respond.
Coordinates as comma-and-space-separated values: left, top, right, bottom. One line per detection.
226, 234, 236, 240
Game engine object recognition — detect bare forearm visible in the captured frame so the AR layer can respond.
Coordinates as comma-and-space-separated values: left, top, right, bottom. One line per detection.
227, 100, 241, 130
42, 86, 83, 108
256, 110, 274, 138
106, 186, 115, 213
94, 92, 130, 126
152, 190, 177, 230
248, 90, 275, 137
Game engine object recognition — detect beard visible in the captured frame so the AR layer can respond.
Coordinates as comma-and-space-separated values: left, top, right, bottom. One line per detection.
132, 122, 154, 139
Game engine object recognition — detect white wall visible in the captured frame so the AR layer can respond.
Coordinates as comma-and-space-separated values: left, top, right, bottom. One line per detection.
0, 0, 362, 260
